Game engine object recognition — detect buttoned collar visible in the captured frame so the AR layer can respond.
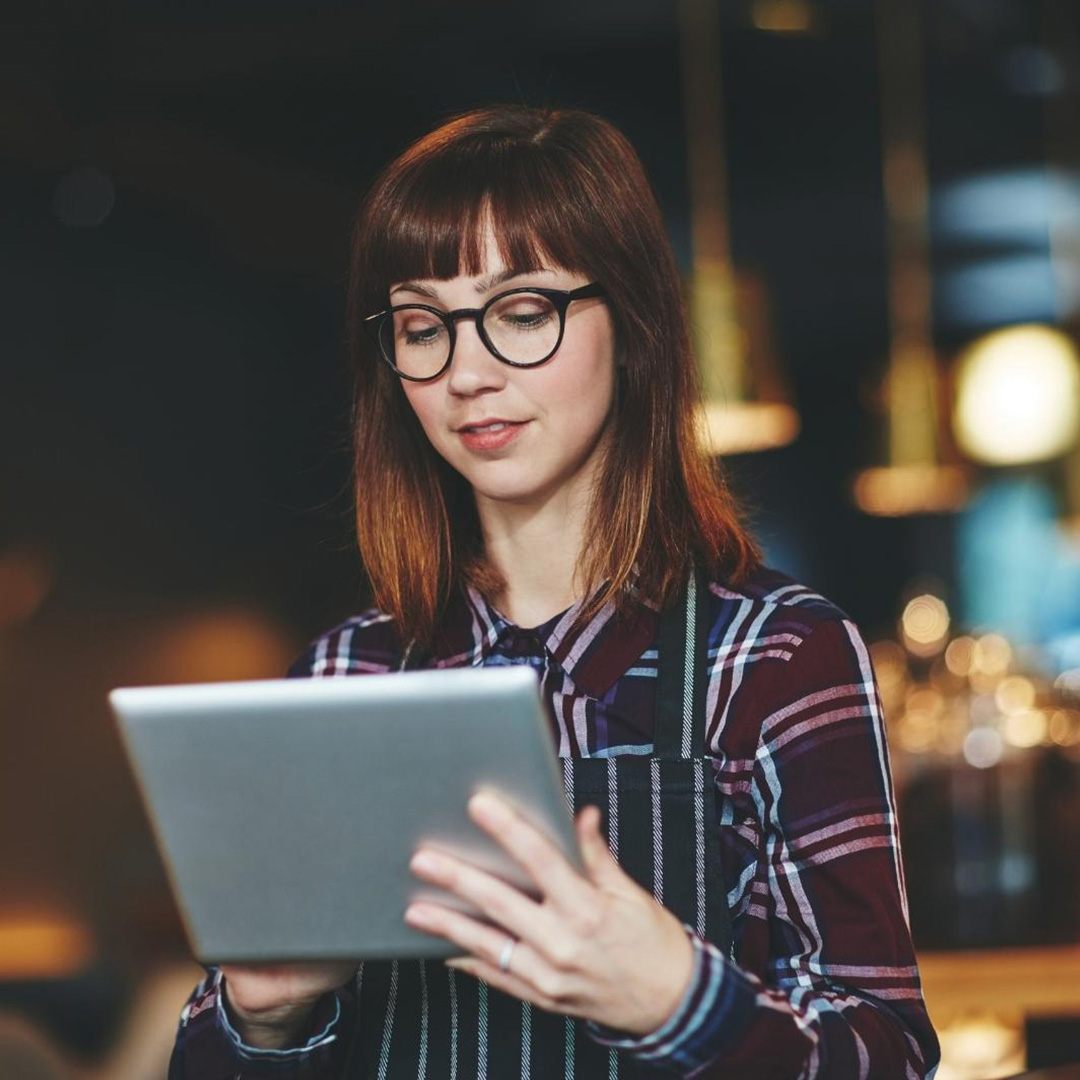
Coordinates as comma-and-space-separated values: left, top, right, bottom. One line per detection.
428, 576, 660, 699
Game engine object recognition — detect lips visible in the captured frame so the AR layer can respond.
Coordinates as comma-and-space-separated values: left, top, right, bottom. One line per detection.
456, 418, 522, 433
457, 419, 529, 451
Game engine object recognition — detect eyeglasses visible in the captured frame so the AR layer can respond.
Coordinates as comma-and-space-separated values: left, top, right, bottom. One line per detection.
363, 283, 606, 382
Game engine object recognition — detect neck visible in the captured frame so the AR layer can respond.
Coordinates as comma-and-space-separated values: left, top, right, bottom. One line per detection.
473, 468, 597, 631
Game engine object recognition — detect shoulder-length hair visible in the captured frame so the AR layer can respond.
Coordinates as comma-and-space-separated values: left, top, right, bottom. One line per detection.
347, 105, 760, 648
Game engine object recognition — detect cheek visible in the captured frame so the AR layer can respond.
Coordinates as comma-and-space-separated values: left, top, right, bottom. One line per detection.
540, 329, 616, 431
400, 384, 443, 440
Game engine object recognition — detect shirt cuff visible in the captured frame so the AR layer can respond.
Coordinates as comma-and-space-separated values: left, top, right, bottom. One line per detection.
216, 969, 343, 1070
586, 926, 754, 1073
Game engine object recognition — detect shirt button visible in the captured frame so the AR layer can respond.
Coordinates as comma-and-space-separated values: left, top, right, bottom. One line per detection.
499, 631, 543, 657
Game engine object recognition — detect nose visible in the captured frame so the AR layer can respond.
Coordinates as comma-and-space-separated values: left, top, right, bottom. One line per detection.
445, 318, 507, 397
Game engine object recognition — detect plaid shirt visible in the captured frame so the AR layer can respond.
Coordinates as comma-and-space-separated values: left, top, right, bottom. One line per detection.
169, 565, 940, 1079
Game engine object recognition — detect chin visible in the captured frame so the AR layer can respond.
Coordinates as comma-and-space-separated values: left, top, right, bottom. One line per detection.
467, 478, 547, 504
451, 461, 545, 503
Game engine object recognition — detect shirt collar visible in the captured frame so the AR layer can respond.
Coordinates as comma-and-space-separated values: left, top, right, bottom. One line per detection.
428, 574, 660, 699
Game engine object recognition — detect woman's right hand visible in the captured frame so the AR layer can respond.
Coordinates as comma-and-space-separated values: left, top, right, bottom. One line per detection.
220, 961, 359, 1050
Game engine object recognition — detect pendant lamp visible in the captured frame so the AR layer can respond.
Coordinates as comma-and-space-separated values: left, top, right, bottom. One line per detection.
678, 0, 800, 457
1045, 0, 1080, 542
852, 0, 967, 516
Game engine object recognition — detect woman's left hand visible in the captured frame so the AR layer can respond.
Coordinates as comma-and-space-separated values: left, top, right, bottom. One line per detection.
404, 791, 695, 1036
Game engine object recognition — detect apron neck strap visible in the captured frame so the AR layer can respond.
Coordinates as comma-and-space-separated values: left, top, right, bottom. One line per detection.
653, 569, 710, 759
402, 570, 712, 760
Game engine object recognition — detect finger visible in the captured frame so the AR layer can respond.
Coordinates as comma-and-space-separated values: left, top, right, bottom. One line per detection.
404, 902, 562, 998
445, 956, 575, 1017
467, 791, 594, 909
408, 848, 561, 947
575, 805, 626, 887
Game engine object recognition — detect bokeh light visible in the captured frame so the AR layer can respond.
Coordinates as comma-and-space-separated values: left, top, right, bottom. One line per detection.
972, 634, 1013, 677
994, 675, 1037, 715
1002, 708, 1048, 748
945, 635, 977, 677
952, 324, 1080, 466
0, 547, 53, 631
964, 726, 1005, 769
900, 593, 951, 657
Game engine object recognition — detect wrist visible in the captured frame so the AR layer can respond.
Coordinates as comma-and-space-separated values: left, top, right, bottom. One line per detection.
222, 977, 319, 1050
642, 922, 696, 1035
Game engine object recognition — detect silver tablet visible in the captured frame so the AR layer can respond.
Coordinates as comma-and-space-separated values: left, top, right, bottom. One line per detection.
109, 665, 580, 963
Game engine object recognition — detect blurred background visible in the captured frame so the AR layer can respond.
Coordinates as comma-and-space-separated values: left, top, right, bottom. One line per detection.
2, 0, 1080, 1077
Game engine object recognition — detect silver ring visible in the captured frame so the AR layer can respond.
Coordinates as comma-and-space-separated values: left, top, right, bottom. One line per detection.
498, 937, 517, 973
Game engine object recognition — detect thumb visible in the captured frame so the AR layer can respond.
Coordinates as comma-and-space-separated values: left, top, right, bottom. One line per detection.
576, 804, 624, 885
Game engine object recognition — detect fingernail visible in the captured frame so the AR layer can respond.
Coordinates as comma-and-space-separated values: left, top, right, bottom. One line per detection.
411, 851, 440, 875
405, 905, 432, 927
469, 792, 500, 821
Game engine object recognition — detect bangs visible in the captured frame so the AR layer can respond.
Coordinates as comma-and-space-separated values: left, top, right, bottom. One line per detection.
358, 135, 599, 307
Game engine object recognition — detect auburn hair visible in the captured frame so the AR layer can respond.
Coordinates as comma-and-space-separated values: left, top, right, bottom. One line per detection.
346, 105, 760, 648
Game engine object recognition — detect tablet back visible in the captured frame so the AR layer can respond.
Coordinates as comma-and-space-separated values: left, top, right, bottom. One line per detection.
110, 666, 579, 963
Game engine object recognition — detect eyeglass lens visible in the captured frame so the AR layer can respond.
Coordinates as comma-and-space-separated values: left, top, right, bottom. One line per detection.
379, 291, 561, 379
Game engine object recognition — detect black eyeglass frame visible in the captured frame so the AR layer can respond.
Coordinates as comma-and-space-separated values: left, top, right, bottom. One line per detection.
363, 282, 607, 382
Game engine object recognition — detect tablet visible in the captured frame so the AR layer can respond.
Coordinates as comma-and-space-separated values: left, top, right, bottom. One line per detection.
109, 665, 580, 963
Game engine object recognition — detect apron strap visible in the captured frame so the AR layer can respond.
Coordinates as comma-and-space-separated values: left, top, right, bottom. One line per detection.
405, 572, 713, 757
654, 568, 711, 760
399, 639, 429, 672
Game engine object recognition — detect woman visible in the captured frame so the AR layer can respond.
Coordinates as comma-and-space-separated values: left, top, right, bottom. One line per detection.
170, 105, 940, 1078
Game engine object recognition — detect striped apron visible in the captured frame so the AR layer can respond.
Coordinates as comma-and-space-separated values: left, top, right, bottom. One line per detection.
342, 573, 731, 1079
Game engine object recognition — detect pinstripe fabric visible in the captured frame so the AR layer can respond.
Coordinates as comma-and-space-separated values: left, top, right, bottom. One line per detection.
417, 962, 428, 1080
476, 983, 487, 1080
169, 565, 939, 1079
447, 969, 457, 1080
519, 1001, 530, 1080
376, 962, 398, 1080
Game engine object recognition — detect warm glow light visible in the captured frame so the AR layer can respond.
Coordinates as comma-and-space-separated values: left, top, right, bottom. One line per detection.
750, 0, 814, 33
935, 1011, 1024, 1080
853, 464, 968, 516
870, 639, 908, 686
972, 634, 1012, 676
896, 687, 946, 754
929, 657, 964, 692
1049, 709, 1080, 745
0, 917, 95, 979
1003, 708, 1048, 748
935, 708, 970, 756
900, 594, 951, 657
140, 611, 297, 684
906, 686, 945, 716
994, 676, 1036, 715
0, 547, 52, 630
945, 636, 976, 677
953, 324, 1080, 466
870, 639, 908, 715
897, 710, 936, 754
696, 401, 800, 455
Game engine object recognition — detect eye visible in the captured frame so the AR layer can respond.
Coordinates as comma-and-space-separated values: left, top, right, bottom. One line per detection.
394, 309, 447, 348
488, 293, 556, 332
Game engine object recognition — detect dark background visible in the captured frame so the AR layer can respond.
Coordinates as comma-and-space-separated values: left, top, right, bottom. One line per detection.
6, 0, 1060, 637
1, 0, 1078, 1072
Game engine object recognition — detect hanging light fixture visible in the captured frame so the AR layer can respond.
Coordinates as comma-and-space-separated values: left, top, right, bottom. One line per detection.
1043, 0, 1080, 542
678, 0, 800, 456
852, 0, 968, 516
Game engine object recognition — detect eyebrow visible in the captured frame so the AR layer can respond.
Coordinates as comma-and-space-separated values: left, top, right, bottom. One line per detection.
389, 266, 552, 301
